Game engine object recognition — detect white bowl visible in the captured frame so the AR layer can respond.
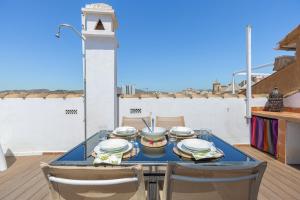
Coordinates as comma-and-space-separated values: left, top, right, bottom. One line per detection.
141, 127, 166, 141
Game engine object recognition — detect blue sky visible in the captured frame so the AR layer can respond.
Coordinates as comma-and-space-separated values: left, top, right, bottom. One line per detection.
0, 0, 299, 92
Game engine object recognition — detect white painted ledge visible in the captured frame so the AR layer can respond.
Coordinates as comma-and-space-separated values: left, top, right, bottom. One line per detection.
82, 31, 115, 38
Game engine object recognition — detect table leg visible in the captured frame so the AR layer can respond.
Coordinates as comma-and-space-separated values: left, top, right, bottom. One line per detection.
148, 176, 159, 200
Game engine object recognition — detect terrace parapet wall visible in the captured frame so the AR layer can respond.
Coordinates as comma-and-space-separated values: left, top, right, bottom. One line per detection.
0, 92, 270, 99
0, 92, 83, 99
120, 93, 267, 99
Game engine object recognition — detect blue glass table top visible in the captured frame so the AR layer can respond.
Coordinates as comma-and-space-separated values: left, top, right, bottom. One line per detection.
51, 130, 256, 166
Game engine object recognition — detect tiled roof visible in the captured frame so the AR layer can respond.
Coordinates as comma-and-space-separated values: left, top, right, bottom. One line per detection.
283, 88, 300, 98
276, 24, 300, 51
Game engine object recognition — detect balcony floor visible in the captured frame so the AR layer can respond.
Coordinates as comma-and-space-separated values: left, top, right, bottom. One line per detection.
0, 147, 300, 200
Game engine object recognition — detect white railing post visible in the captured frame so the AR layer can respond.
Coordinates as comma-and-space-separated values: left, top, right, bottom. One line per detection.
232, 74, 236, 94
246, 25, 252, 119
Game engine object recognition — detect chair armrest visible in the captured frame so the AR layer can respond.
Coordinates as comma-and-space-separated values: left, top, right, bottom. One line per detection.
171, 174, 258, 183
48, 176, 138, 186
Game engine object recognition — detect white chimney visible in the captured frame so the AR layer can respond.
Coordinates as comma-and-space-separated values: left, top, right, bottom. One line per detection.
82, 3, 118, 135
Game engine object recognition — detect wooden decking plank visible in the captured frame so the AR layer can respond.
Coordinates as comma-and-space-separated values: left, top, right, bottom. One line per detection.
262, 165, 300, 193
259, 183, 284, 200
2, 173, 44, 200
27, 184, 50, 200
0, 155, 54, 183
0, 163, 44, 197
0, 155, 55, 198
261, 174, 299, 199
42, 193, 51, 200
239, 146, 300, 180
16, 181, 48, 200
0, 156, 40, 179
237, 146, 300, 200
0, 155, 56, 200
0, 162, 42, 190
253, 157, 300, 194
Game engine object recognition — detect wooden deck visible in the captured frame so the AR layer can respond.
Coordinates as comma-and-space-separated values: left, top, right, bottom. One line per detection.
0, 147, 300, 200
0, 154, 57, 200
238, 146, 300, 200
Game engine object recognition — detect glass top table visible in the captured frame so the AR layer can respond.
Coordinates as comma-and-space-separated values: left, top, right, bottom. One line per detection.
51, 130, 256, 166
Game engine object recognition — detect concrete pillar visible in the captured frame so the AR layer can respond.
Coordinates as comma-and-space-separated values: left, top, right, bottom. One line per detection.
82, 4, 118, 136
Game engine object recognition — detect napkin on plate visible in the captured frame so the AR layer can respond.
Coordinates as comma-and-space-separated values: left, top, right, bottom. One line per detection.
192, 150, 223, 160
93, 152, 123, 165
191, 143, 224, 160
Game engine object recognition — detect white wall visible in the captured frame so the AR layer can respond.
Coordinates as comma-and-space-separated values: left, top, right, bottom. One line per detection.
119, 97, 267, 144
0, 97, 268, 155
0, 98, 84, 156
284, 92, 300, 108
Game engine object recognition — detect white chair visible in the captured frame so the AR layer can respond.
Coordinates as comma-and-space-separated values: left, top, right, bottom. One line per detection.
41, 163, 146, 200
161, 162, 267, 200
0, 143, 7, 171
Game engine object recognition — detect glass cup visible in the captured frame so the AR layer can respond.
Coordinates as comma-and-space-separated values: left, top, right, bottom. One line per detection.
133, 141, 139, 149
198, 129, 212, 141
169, 135, 177, 143
99, 131, 108, 141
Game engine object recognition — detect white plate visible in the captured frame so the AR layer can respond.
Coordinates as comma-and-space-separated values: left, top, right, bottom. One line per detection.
98, 139, 129, 152
94, 142, 133, 155
177, 141, 213, 155
170, 126, 194, 136
181, 139, 211, 152
113, 126, 137, 136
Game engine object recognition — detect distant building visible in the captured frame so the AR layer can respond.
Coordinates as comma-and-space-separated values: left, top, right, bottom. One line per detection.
122, 85, 135, 95
223, 83, 241, 93
212, 80, 221, 94
182, 88, 202, 95
212, 80, 227, 94
239, 75, 268, 90
212, 80, 244, 94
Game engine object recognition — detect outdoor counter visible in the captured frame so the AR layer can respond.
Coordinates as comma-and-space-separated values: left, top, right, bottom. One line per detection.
252, 110, 300, 164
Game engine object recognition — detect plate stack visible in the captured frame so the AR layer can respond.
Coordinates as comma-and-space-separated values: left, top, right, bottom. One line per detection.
178, 138, 211, 154
94, 139, 133, 154
169, 126, 195, 139
175, 138, 223, 160
112, 126, 137, 138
